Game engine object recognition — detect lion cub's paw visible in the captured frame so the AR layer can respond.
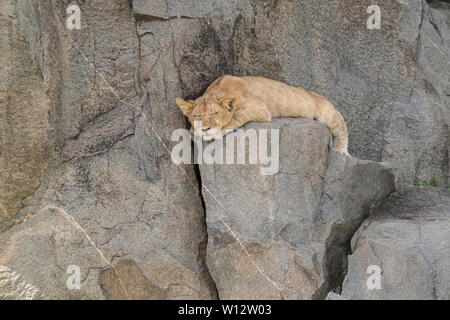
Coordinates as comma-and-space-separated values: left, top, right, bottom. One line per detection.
333, 148, 351, 157
221, 128, 236, 136
202, 135, 214, 141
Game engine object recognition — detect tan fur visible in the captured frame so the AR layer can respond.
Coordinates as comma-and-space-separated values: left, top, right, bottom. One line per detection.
176, 75, 349, 155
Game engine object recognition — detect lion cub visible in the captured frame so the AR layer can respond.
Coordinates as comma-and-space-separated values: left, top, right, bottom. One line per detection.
176, 75, 349, 156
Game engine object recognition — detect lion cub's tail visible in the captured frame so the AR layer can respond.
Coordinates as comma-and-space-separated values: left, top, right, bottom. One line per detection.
316, 102, 349, 156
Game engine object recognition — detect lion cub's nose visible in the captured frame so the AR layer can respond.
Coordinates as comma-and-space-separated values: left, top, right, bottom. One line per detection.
202, 127, 211, 132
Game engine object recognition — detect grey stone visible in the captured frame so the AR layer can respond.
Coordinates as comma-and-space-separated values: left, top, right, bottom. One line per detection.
0, 0, 216, 299
0, 265, 45, 300
199, 119, 395, 299
325, 292, 346, 300
0, 0, 51, 227
341, 187, 450, 299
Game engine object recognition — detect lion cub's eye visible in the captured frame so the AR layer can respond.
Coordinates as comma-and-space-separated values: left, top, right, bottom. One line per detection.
194, 115, 201, 119
210, 112, 219, 117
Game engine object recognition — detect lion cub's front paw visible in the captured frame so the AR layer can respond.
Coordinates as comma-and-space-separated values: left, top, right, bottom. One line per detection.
201, 129, 236, 141
333, 148, 351, 157
221, 128, 236, 137
203, 135, 215, 141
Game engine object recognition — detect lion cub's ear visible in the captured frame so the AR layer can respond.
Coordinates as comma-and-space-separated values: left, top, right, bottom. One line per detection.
176, 98, 194, 116
220, 93, 238, 112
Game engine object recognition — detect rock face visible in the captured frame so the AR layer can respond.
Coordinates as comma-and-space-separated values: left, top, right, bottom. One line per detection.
0, 265, 45, 300
325, 292, 346, 300
0, 0, 448, 300
199, 119, 395, 299
0, 0, 215, 299
0, 0, 52, 228
340, 187, 450, 300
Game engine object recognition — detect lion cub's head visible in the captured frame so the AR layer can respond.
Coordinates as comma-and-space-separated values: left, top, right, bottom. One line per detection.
176, 93, 237, 139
